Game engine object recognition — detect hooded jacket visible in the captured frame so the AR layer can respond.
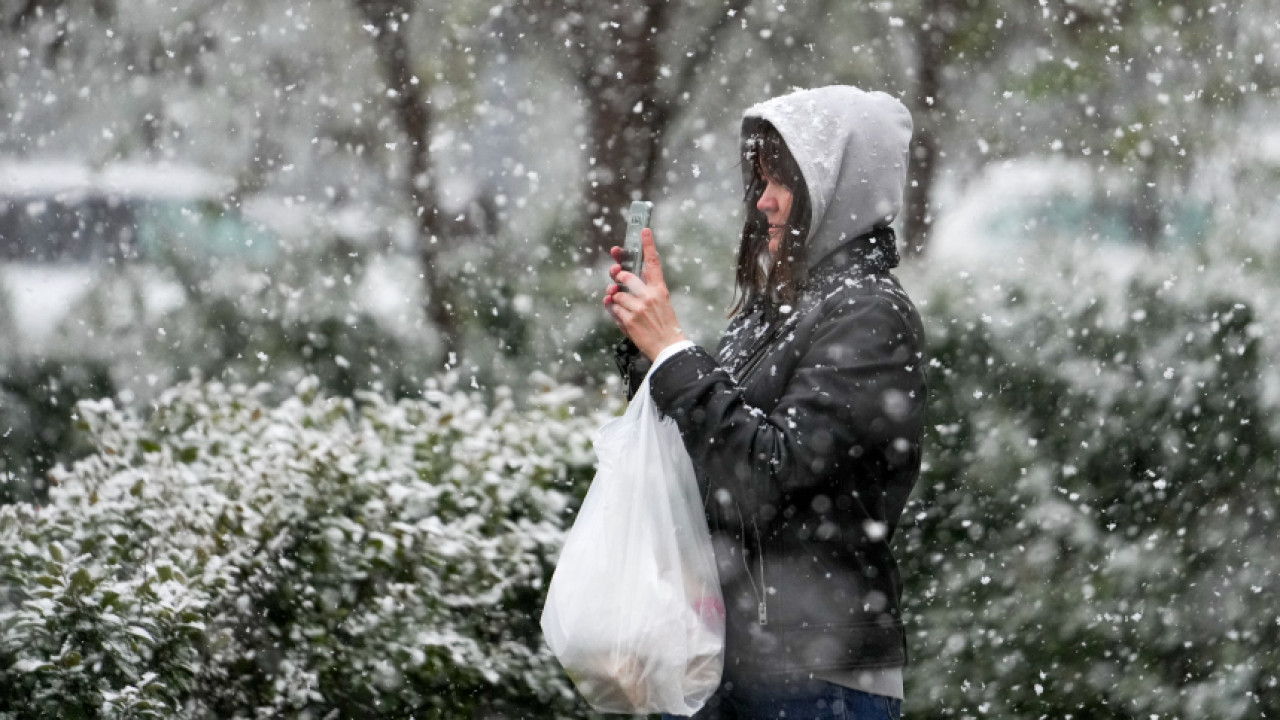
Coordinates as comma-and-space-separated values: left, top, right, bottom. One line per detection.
741, 85, 913, 271
632, 86, 926, 681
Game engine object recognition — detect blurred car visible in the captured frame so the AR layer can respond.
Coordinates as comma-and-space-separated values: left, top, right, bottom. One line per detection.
0, 159, 278, 359
238, 193, 428, 342
929, 157, 1210, 269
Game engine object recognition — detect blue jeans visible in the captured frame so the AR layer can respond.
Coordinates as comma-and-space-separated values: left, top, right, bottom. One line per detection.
665, 678, 901, 720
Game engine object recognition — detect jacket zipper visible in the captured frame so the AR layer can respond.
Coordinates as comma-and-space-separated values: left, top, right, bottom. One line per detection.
753, 519, 768, 626
734, 501, 769, 626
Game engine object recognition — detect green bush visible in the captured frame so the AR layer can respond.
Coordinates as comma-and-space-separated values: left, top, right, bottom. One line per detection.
0, 375, 608, 718
899, 249, 1280, 719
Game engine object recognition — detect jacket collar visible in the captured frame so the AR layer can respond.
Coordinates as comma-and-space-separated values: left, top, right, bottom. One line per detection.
724, 227, 900, 378
805, 226, 900, 288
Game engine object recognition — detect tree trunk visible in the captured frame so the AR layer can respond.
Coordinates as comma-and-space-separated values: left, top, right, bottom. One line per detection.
354, 0, 459, 363
1132, 159, 1163, 250
902, 115, 939, 259
902, 7, 948, 260
572, 0, 749, 262
504, 0, 745, 263
580, 1, 671, 261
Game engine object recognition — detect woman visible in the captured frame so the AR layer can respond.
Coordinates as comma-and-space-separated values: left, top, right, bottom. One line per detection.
604, 85, 926, 719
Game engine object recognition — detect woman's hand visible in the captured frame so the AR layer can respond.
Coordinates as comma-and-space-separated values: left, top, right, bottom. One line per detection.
603, 228, 688, 360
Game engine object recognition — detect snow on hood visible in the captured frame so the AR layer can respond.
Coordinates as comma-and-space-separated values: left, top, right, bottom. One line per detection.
741, 86, 913, 269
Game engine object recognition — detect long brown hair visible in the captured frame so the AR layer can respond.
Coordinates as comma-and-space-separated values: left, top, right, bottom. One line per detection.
731, 118, 813, 316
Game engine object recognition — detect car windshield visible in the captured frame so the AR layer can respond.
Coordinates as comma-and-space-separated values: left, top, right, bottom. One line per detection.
0, 195, 133, 262
985, 193, 1134, 247
134, 199, 277, 264
0, 194, 277, 264
982, 192, 1211, 249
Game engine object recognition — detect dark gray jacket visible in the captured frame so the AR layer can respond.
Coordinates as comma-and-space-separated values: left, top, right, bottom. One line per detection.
624, 235, 926, 680
618, 86, 925, 680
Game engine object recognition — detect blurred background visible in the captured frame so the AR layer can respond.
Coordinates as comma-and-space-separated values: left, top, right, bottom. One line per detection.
1, 1, 1279, 718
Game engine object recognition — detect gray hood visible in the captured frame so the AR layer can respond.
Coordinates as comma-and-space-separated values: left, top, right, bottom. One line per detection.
742, 86, 913, 270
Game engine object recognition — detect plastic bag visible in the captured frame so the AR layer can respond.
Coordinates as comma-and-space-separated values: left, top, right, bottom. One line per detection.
541, 375, 725, 715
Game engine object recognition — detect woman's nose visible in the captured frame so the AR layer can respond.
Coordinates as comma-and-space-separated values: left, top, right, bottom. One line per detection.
757, 187, 776, 213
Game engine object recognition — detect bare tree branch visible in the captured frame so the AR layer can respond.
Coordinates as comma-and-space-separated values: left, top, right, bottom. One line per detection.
785, 0, 838, 69
8, 0, 53, 32
352, 0, 458, 361
665, 0, 752, 108
565, 7, 594, 90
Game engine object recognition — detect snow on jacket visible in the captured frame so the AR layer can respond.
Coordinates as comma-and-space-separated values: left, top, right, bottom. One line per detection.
631, 86, 926, 679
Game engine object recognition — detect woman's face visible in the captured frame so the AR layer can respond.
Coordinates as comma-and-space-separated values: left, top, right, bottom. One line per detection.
756, 176, 794, 255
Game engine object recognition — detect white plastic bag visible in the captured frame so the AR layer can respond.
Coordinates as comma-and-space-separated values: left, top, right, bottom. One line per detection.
541, 375, 725, 715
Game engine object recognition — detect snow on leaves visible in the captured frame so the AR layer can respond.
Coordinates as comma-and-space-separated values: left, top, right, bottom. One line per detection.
0, 374, 608, 718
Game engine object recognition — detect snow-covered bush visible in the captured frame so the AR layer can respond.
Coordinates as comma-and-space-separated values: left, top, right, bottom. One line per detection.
899, 247, 1280, 719
0, 374, 608, 718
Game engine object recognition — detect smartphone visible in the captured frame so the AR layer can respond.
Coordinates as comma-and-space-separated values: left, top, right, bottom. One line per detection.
621, 200, 653, 280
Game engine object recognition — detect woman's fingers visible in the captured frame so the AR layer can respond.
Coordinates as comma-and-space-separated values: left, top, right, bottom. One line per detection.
607, 286, 642, 312
640, 229, 665, 287
603, 228, 685, 359
611, 268, 646, 293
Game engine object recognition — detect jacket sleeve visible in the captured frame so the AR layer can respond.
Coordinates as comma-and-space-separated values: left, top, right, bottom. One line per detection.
647, 295, 926, 525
